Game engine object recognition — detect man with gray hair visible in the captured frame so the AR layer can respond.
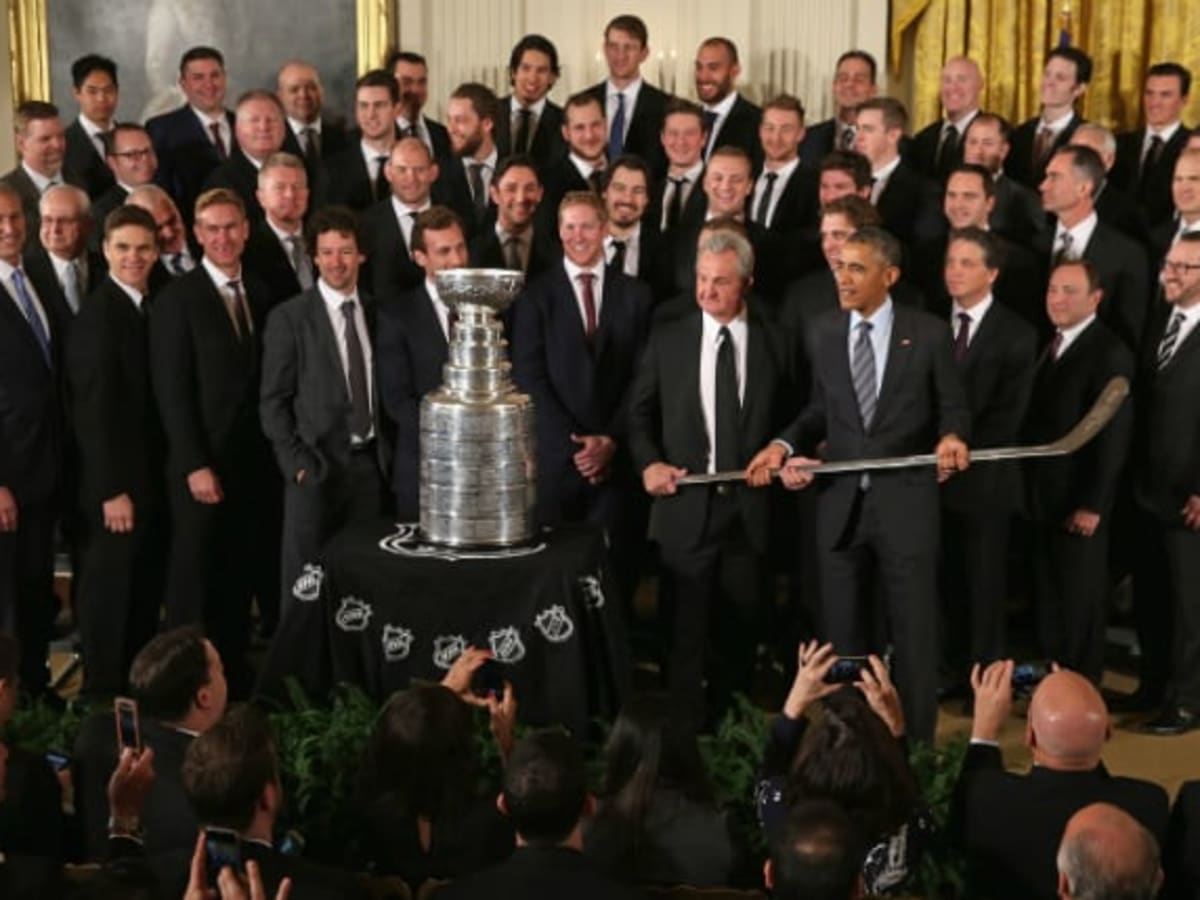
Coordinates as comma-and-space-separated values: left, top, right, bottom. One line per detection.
1068, 123, 1145, 240
630, 220, 797, 730
1057, 803, 1163, 900
126, 184, 197, 288
25, 184, 104, 316
203, 90, 288, 223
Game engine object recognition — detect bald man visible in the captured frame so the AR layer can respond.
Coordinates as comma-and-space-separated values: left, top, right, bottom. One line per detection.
276, 60, 348, 183
908, 57, 984, 180
954, 661, 1168, 899
1057, 803, 1163, 900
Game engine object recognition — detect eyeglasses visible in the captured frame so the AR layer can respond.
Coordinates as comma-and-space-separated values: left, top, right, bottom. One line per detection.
1161, 260, 1200, 274
111, 148, 154, 160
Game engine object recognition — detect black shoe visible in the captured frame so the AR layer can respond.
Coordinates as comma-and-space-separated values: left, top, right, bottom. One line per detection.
1104, 685, 1165, 714
1140, 707, 1199, 736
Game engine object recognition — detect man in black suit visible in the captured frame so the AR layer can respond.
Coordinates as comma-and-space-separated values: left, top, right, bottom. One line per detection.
361, 137, 440, 301
25, 185, 104, 316
66, 205, 166, 698
1005, 47, 1091, 190
178, 704, 368, 899
816, 150, 873, 207
276, 60, 349, 189
377, 206, 466, 520
752, 94, 821, 286
1024, 260, 1134, 683
586, 15, 669, 179
1, 101, 84, 235
938, 228, 1036, 688
435, 730, 636, 900
316, 70, 398, 213
144, 46, 236, 225
386, 51, 451, 160
260, 207, 391, 617
908, 57, 983, 180
538, 92, 609, 235
203, 90, 287, 223
630, 227, 797, 728
601, 155, 660, 288
469, 155, 557, 278
90, 125, 158, 252
956, 661, 1169, 899
855, 98, 946, 249
1111, 62, 1191, 229
493, 35, 566, 171
0, 184, 68, 698
513, 191, 652, 599
694, 37, 762, 168
749, 227, 971, 743
72, 626, 227, 860
244, 152, 313, 309
1068, 124, 1147, 241
65, 55, 118, 200
1057, 804, 1164, 900
1037, 145, 1149, 351
1148, 148, 1200, 270
962, 112, 1049, 248
1166, 781, 1200, 895
1125, 234, 1200, 733
799, 50, 879, 168
126, 184, 199, 286
440, 82, 501, 236
150, 188, 275, 695
654, 99, 709, 237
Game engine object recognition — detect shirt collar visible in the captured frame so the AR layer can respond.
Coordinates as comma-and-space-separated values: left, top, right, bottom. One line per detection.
391, 195, 431, 219
607, 77, 643, 105
200, 255, 241, 287
1055, 210, 1099, 252
872, 155, 902, 182
1147, 120, 1183, 143
563, 255, 605, 284
952, 292, 993, 323
514, 95, 548, 117
947, 108, 980, 133
21, 161, 59, 192
705, 91, 739, 117
267, 218, 303, 244
78, 113, 109, 138
763, 156, 801, 179
701, 306, 748, 341
569, 152, 602, 179
191, 106, 227, 128
1058, 313, 1096, 346
1039, 109, 1075, 133
850, 296, 895, 330
288, 116, 321, 135
673, 160, 705, 183
109, 274, 145, 308
317, 277, 358, 310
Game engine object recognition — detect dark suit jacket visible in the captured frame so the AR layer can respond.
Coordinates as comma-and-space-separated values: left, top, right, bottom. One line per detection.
755, 164, 822, 284
798, 118, 839, 169
1035, 219, 1149, 351
779, 268, 926, 357
22, 245, 106, 318
512, 263, 653, 516
1094, 179, 1148, 242
423, 116, 452, 161
376, 284, 448, 519
913, 233, 1045, 331
940, 302, 1037, 514
259, 287, 391, 482
280, 116, 350, 185
1024, 318, 1134, 523
433, 845, 641, 900
1005, 112, 1084, 189
358, 199, 425, 302
908, 117, 967, 179
66, 276, 165, 510
203, 149, 266, 222
990, 173, 1049, 249
90, 183, 130, 251
65, 119, 115, 199
658, 217, 783, 304
954, 742, 1169, 900
1165, 780, 1200, 900
875, 161, 947, 247
1133, 301, 1200, 522
243, 220, 307, 309
468, 221, 559, 281
315, 145, 380, 213
148, 265, 272, 480
778, 302, 970, 550
494, 96, 567, 171
0, 745, 64, 860
0, 165, 86, 234
1111, 125, 1189, 228
538, 156, 597, 237
651, 169, 707, 237
629, 304, 798, 556
145, 104, 236, 222
585, 80, 670, 177
708, 94, 763, 169
436, 155, 496, 237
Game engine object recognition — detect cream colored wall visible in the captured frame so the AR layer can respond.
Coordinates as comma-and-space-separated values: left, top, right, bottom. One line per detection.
0, 8, 14, 170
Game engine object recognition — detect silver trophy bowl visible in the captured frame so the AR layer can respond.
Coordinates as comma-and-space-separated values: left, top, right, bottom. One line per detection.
419, 268, 537, 547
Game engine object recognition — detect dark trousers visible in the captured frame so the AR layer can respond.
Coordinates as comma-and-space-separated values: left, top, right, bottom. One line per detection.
660, 487, 766, 731
76, 495, 167, 696
1031, 520, 1109, 684
1133, 511, 1200, 709
279, 448, 387, 618
940, 507, 1010, 681
0, 498, 58, 694
818, 488, 940, 744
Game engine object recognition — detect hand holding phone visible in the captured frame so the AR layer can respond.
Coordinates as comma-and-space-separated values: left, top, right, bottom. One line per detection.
823, 656, 871, 684
113, 697, 141, 752
204, 827, 243, 888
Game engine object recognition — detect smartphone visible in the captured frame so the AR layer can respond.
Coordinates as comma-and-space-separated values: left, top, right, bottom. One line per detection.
1012, 661, 1050, 691
471, 658, 505, 700
204, 827, 243, 887
823, 656, 872, 684
44, 750, 70, 773
113, 696, 140, 751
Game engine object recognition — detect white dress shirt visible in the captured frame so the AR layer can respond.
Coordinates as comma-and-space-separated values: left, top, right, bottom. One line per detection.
1052, 211, 1099, 261
606, 78, 643, 144
425, 278, 454, 341
192, 107, 231, 156
950, 293, 994, 348
391, 196, 432, 253
848, 297, 894, 397
661, 161, 704, 230
870, 156, 902, 205
200, 256, 252, 334
317, 278, 375, 433
753, 156, 800, 227
604, 223, 641, 277
1055, 313, 1096, 358
699, 309, 748, 473
702, 91, 739, 160
1160, 301, 1200, 362
562, 256, 606, 331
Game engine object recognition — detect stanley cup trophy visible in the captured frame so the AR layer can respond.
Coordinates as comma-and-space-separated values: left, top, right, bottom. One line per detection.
419, 269, 536, 547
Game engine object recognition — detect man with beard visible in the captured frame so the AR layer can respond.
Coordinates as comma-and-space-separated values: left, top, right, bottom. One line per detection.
317, 70, 399, 212
203, 90, 288, 223
753, 94, 821, 284
468, 155, 557, 279
693, 37, 761, 167
493, 35, 566, 171
962, 112, 1048, 248
438, 82, 500, 236
538, 92, 609, 235
360, 137, 441, 299
602, 154, 660, 287
386, 51, 451, 160
276, 60, 348, 185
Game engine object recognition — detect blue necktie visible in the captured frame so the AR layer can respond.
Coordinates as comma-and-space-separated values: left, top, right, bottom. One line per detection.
608, 92, 626, 161
11, 267, 51, 366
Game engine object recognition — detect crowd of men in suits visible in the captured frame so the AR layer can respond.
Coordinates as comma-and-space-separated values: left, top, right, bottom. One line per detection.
3, 15, 1200, 749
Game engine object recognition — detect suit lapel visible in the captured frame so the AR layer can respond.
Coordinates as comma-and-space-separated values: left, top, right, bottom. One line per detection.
681, 313, 709, 459
308, 289, 349, 401
741, 311, 770, 438
875, 304, 913, 426
417, 285, 448, 350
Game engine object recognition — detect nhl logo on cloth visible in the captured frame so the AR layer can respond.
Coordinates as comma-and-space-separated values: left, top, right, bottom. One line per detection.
578, 574, 606, 609
382, 625, 414, 662
292, 563, 324, 602
534, 605, 575, 643
489, 626, 526, 663
334, 596, 373, 632
433, 634, 468, 670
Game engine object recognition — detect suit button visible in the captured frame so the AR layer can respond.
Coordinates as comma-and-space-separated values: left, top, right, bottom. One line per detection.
715, 483, 732, 496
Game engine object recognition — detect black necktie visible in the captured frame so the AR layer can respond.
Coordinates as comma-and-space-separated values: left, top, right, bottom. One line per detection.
341, 299, 371, 439
666, 177, 686, 230
588, 168, 604, 193
755, 172, 778, 225
467, 163, 488, 218
702, 111, 719, 157
841, 125, 856, 150
1142, 134, 1165, 183
373, 156, 389, 201
953, 312, 970, 363
303, 127, 321, 166
936, 124, 959, 177
609, 240, 626, 274
715, 326, 740, 471
514, 108, 533, 154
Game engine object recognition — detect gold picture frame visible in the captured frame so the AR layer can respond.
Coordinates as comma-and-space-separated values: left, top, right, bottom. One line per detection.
8, 0, 393, 106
